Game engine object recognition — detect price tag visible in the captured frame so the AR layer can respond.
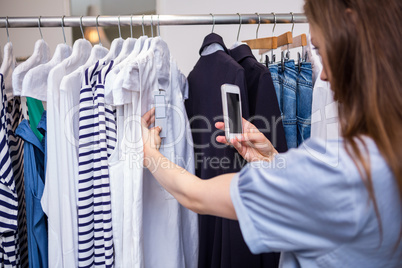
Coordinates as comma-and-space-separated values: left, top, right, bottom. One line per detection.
154, 90, 167, 138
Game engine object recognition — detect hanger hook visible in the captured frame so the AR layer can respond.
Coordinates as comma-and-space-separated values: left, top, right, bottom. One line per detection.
61, 16, 66, 44
271, 12, 277, 64
80, 16, 84, 39
150, 15, 154, 37
130, 15, 133, 38
236, 13, 242, 42
118, 15, 122, 38
271, 12, 276, 36
255, 13, 261, 39
142, 15, 145, 36
5, 16, 10, 43
38, 16, 43, 39
210, 13, 215, 33
157, 15, 160, 36
96, 15, 102, 46
290, 12, 294, 35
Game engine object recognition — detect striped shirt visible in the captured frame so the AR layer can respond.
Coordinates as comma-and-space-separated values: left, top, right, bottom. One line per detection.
0, 73, 29, 268
77, 61, 116, 268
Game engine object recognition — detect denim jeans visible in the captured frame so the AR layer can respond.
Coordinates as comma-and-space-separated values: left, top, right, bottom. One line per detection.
268, 64, 282, 114
297, 62, 313, 146
281, 60, 298, 149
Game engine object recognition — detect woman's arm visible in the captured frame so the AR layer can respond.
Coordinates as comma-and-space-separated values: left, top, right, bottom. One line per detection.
145, 148, 238, 220
142, 108, 238, 220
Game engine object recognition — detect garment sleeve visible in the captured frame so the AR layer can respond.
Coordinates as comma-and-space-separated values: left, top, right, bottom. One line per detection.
230, 138, 362, 257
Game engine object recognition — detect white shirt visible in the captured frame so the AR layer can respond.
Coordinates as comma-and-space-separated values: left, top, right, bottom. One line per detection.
41, 38, 92, 268
120, 37, 199, 268
310, 74, 340, 140
307, 35, 340, 140
108, 105, 125, 268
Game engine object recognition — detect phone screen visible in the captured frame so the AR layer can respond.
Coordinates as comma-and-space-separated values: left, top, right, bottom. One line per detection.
226, 92, 242, 133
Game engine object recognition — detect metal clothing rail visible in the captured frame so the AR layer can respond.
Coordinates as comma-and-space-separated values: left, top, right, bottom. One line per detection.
0, 13, 307, 28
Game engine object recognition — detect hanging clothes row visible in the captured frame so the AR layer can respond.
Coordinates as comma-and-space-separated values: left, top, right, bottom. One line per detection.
0, 13, 330, 268
0, 22, 199, 267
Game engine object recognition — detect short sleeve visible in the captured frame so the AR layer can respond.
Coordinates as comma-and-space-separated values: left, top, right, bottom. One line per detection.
230, 138, 363, 257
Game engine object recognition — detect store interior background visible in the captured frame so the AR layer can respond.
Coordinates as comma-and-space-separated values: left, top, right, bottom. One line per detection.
1, 0, 308, 76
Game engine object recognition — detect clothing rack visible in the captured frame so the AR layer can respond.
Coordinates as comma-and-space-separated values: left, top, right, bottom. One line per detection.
0, 14, 307, 28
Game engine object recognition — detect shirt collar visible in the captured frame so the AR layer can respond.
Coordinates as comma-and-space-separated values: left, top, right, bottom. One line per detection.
199, 33, 229, 55
230, 44, 255, 63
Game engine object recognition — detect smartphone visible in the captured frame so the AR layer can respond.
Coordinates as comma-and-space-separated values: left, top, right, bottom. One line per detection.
221, 84, 243, 142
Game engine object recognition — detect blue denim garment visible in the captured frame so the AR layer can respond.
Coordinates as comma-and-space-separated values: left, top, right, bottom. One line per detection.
281, 60, 297, 149
268, 64, 282, 114
296, 62, 313, 146
15, 119, 48, 268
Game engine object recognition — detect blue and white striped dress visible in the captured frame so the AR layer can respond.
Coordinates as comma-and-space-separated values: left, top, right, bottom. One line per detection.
77, 61, 116, 268
0, 73, 29, 268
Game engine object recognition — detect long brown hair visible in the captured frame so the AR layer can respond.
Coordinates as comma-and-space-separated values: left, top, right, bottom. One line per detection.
304, 0, 402, 243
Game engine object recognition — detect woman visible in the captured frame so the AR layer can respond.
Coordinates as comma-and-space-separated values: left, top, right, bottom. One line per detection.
141, 0, 402, 266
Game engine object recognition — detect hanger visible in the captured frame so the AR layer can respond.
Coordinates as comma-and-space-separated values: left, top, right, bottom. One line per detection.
151, 15, 154, 38
280, 13, 308, 70
21, 16, 73, 101
118, 15, 122, 40
243, 13, 278, 52
98, 15, 124, 65
130, 14, 134, 38
95, 15, 102, 46
230, 13, 245, 49
242, 13, 277, 51
112, 14, 138, 66
51, 15, 92, 79
12, 16, 51, 96
125, 18, 148, 61
6, 16, 10, 44
0, 17, 17, 99
210, 13, 215, 33
142, 14, 145, 36
237, 13, 242, 42
59, 15, 109, 111
70, 15, 108, 72
157, 15, 160, 36
137, 15, 153, 57
80, 15, 85, 39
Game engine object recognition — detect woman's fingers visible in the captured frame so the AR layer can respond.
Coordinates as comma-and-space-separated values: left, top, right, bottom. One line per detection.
150, 126, 162, 134
149, 126, 162, 149
231, 138, 243, 152
216, 135, 229, 144
215, 122, 225, 130
142, 107, 156, 127
238, 132, 267, 144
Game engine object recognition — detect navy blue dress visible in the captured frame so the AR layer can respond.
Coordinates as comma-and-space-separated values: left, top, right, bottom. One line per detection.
186, 33, 280, 268
230, 44, 287, 153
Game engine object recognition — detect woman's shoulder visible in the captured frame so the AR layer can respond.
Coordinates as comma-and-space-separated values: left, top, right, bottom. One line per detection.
285, 136, 387, 176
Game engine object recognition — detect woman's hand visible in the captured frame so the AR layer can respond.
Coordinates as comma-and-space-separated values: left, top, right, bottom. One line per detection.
215, 118, 278, 162
141, 108, 162, 161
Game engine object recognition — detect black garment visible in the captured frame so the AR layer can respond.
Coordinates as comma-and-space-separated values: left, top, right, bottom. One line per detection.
186, 33, 279, 268
230, 44, 288, 153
